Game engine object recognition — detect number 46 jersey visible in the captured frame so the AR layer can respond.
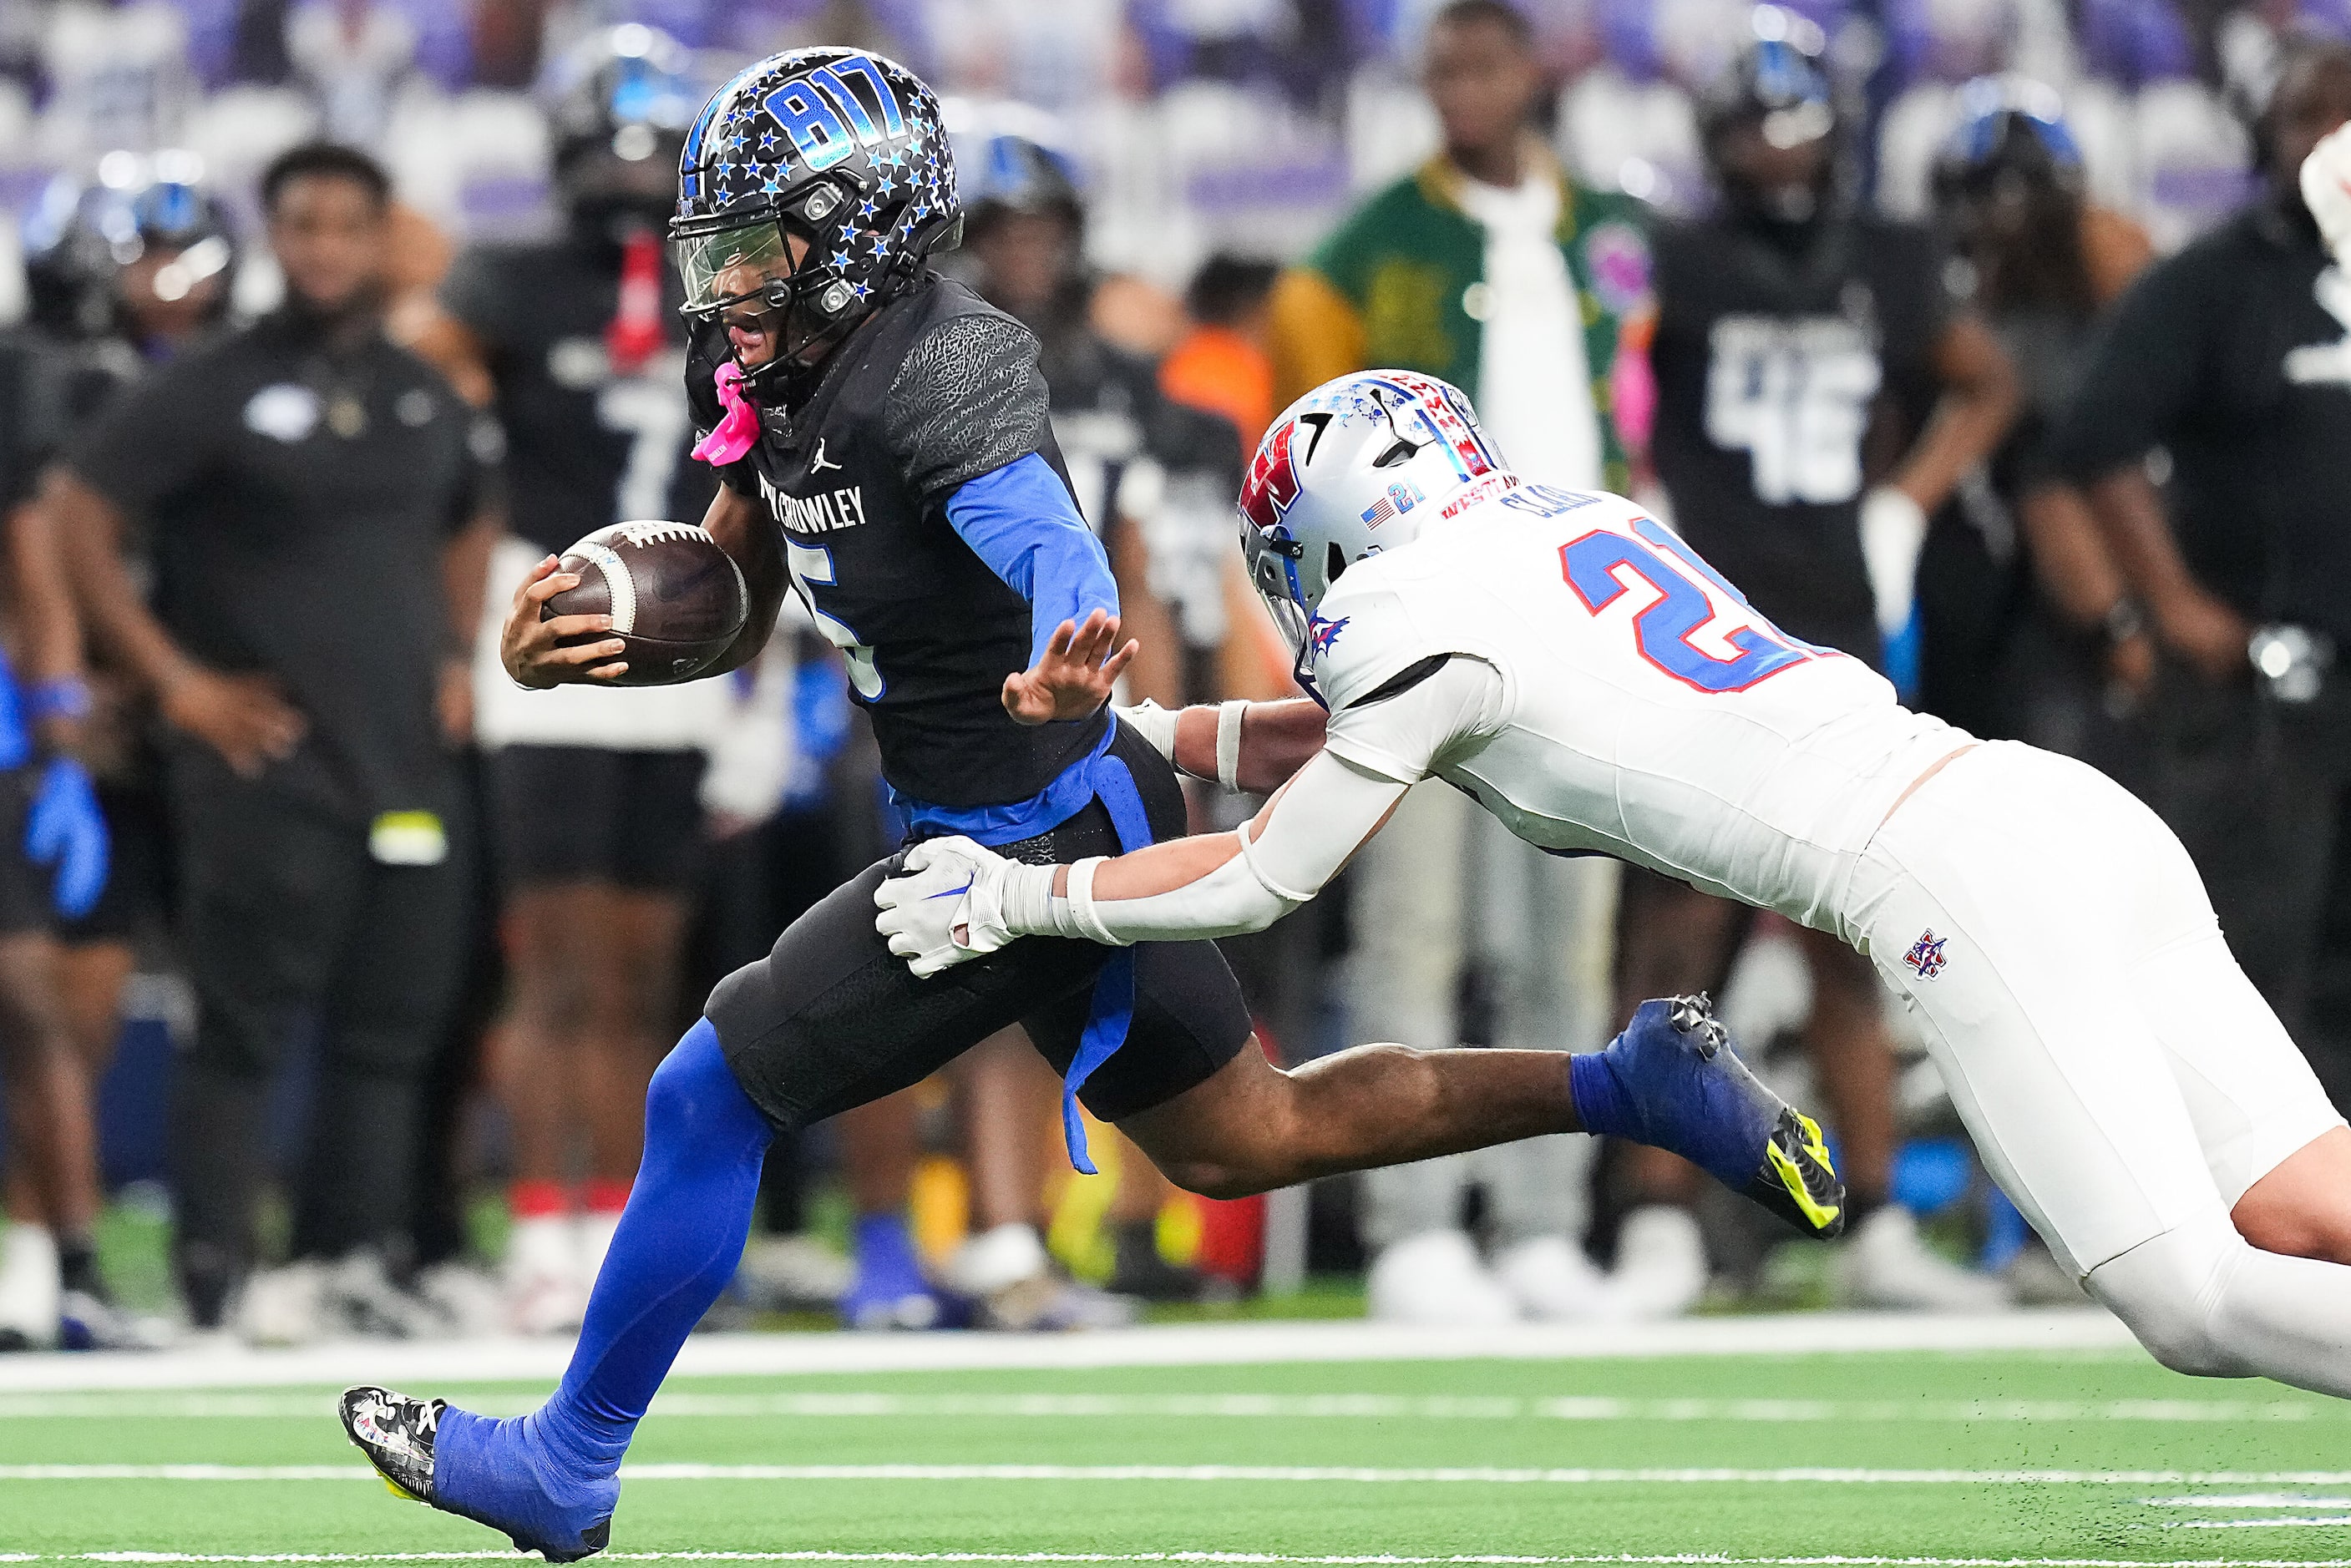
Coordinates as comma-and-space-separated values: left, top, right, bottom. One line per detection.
1306, 482, 1964, 938
1648, 213, 1955, 663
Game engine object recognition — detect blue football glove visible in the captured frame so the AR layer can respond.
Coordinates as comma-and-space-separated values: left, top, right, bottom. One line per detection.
26, 756, 109, 920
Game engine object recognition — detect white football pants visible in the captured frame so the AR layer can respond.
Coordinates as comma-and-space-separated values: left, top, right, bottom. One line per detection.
1849, 740, 2351, 1394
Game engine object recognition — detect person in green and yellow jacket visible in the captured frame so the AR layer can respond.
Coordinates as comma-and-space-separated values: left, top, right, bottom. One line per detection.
1267, 0, 1648, 1329
1268, 0, 1654, 498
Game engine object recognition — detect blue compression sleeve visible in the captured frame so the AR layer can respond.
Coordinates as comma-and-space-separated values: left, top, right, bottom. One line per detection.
945, 453, 1120, 667
440, 1018, 771, 1514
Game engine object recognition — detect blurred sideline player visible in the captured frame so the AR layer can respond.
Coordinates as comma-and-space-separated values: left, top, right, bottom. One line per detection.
0, 263, 115, 1350
341, 49, 1840, 1558
38, 169, 235, 1226
1269, 0, 1649, 1324
1627, 9, 2018, 1313
882, 367, 2351, 1405
951, 129, 1239, 1316
408, 28, 736, 1334
0, 162, 224, 1348
1918, 83, 2156, 785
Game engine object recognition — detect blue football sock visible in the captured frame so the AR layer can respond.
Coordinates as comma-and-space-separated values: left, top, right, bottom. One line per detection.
437, 1019, 766, 1504
843, 1211, 930, 1323
1568, 998, 1781, 1190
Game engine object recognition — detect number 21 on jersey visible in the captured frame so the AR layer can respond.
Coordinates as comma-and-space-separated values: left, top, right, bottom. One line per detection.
1562, 514, 1820, 693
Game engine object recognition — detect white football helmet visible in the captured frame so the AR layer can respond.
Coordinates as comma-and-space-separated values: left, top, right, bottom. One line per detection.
1238, 369, 1508, 661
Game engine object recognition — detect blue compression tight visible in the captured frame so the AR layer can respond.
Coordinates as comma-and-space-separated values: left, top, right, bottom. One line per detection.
436, 1018, 770, 1529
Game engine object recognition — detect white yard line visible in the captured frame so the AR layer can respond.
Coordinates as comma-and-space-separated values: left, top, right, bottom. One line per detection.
7, 1553, 2351, 1566
0, 1313, 2141, 1394
12, 1464, 2351, 1485
2163, 1521, 2351, 1530
0, 1393, 2327, 1424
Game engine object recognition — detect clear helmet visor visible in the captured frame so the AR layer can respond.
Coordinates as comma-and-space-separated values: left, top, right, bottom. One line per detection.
677, 219, 798, 313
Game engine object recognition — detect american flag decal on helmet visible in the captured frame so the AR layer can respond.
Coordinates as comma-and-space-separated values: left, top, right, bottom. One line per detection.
1360, 479, 1424, 528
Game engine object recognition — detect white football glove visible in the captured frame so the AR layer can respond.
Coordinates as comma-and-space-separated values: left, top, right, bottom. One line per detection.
874, 836, 1018, 978
2305, 120, 2351, 271
1858, 486, 1928, 640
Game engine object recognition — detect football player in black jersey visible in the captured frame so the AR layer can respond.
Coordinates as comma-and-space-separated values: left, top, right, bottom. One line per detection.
412, 26, 732, 1335
1617, 8, 2019, 1313
339, 49, 1835, 1557
1, 163, 227, 1349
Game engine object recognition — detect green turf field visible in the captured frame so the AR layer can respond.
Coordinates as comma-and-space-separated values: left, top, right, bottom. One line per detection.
6, 1345, 2351, 1565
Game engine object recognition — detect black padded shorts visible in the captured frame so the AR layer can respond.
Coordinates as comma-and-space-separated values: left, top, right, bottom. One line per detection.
704, 723, 1253, 1132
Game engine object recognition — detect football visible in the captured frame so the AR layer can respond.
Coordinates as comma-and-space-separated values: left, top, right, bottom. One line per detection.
544, 520, 749, 686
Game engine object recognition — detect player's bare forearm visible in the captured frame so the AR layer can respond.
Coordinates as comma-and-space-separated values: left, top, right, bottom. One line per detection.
2083, 465, 2248, 680
441, 510, 498, 653
2017, 483, 2131, 628
1059, 828, 1249, 903
1889, 314, 2019, 513
700, 483, 789, 677
8, 498, 83, 686
2085, 466, 2201, 606
1169, 698, 1327, 792
44, 469, 197, 695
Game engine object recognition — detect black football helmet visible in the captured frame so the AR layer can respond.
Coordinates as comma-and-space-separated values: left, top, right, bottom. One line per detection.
1930, 74, 2083, 210
959, 132, 1084, 239
671, 48, 961, 394
1696, 6, 1845, 225
542, 24, 698, 239
23, 154, 236, 339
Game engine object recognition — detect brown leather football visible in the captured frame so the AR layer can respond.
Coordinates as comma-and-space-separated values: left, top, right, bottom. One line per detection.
544, 521, 750, 687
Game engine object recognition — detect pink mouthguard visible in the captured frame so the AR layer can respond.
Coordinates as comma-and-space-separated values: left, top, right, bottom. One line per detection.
692, 362, 758, 466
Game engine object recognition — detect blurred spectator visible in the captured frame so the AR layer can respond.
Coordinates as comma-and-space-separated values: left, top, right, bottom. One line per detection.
7, 162, 240, 1351
1917, 77, 2158, 782
1160, 253, 1280, 452
409, 26, 733, 1335
2055, 36, 2351, 1110
1624, 7, 2017, 1315
0, 320, 112, 1352
1264, 0, 1644, 1324
46, 142, 496, 1338
32, 0, 199, 163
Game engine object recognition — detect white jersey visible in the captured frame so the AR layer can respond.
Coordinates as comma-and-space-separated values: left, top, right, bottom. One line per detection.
1309, 478, 1966, 936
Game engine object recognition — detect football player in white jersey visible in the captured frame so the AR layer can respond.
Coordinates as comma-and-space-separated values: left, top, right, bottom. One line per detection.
880, 368, 2351, 1398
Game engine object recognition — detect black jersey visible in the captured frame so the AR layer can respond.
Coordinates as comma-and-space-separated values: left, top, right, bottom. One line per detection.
67, 311, 489, 824
0, 332, 62, 513
688, 274, 1105, 812
2055, 201, 2351, 641
442, 236, 712, 555
1649, 212, 1956, 658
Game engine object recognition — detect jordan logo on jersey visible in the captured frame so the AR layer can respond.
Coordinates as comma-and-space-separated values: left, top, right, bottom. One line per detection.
1903, 929, 1949, 981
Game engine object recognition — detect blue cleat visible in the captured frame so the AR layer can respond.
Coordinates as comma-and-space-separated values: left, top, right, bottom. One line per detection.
340, 1386, 616, 1561
1572, 994, 1845, 1238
